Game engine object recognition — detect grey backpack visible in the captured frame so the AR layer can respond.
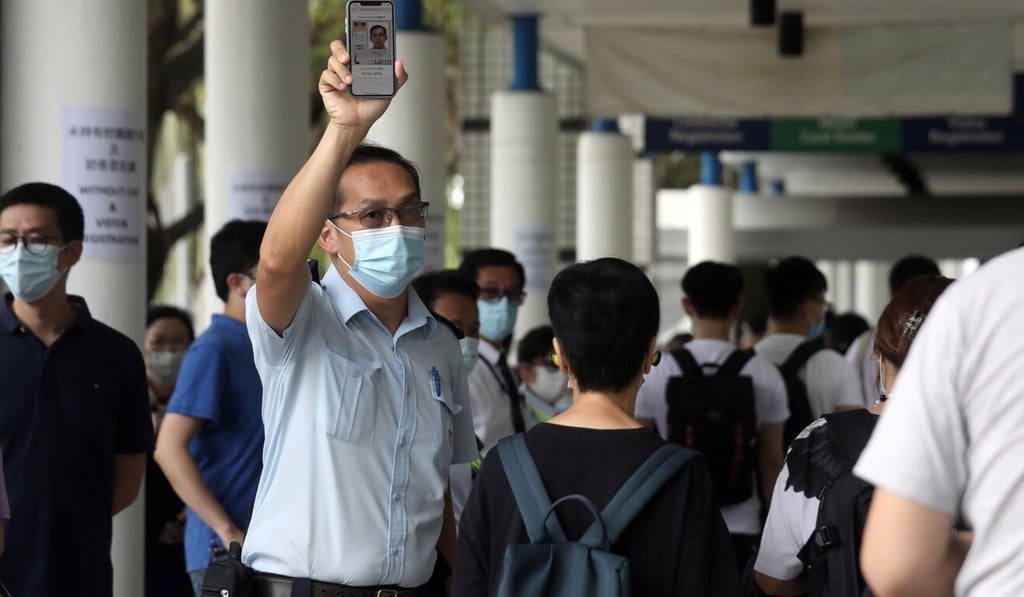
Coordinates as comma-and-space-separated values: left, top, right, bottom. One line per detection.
496, 434, 696, 597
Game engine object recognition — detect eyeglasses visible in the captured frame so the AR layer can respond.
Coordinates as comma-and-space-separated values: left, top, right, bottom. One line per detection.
479, 286, 526, 305
327, 201, 430, 229
0, 232, 64, 256
146, 337, 190, 351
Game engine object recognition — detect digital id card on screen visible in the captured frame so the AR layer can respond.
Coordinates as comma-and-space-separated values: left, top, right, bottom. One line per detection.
348, 1, 395, 97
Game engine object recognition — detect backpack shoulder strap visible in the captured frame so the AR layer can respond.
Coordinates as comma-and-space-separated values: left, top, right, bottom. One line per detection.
822, 410, 878, 463
497, 435, 568, 543
670, 348, 702, 377
581, 444, 698, 547
780, 337, 826, 376
718, 348, 755, 377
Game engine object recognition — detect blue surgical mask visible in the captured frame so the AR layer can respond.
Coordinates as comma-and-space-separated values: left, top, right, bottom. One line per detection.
330, 222, 425, 299
478, 296, 518, 342
0, 244, 66, 302
459, 336, 480, 372
807, 314, 826, 340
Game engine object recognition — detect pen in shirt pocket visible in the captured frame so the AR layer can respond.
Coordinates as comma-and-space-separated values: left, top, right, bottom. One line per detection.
430, 366, 442, 397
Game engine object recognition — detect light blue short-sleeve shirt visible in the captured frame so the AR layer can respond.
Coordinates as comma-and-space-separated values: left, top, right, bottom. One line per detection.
241, 268, 476, 586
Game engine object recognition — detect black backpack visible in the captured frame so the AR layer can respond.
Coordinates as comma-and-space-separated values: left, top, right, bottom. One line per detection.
797, 409, 879, 597
778, 338, 826, 449
665, 347, 757, 505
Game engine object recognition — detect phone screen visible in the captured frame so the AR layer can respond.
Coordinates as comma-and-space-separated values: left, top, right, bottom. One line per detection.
346, 0, 396, 97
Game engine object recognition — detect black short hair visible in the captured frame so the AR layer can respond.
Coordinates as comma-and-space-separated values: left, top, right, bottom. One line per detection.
335, 145, 421, 212
517, 325, 554, 365
146, 305, 195, 342
826, 312, 869, 355
370, 25, 387, 36
888, 255, 941, 295
0, 182, 85, 242
458, 248, 526, 290
210, 220, 267, 302
681, 261, 743, 319
763, 256, 827, 319
548, 258, 659, 393
411, 269, 480, 309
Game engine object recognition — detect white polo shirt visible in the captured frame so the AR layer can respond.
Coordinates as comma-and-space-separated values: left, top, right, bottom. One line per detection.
241, 268, 476, 586
754, 334, 864, 417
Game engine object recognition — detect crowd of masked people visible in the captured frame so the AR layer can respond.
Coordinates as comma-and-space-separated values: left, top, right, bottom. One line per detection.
2, 38, 1021, 597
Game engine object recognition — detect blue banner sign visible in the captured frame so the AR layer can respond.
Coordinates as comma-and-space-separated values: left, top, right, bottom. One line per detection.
902, 116, 1024, 152
644, 118, 770, 153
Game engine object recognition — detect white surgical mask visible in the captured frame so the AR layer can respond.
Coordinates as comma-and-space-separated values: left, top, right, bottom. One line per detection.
530, 367, 570, 404
148, 350, 186, 386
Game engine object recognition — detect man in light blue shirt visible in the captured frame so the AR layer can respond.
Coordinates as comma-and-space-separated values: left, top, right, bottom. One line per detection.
240, 40, 475, 595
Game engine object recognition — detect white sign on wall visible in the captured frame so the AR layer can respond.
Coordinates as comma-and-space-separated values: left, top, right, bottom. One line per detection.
61, 106, 146, 261
228, 170, 291, 222
514, 224, 556, 295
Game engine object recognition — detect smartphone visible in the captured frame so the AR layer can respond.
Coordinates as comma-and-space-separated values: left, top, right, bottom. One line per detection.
345, 0, 397, 98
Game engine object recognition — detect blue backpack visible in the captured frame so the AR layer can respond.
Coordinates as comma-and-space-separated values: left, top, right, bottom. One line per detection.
496, 434, 697, 597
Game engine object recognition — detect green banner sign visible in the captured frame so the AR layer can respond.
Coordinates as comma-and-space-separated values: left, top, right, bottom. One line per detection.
771, 118, 902, 152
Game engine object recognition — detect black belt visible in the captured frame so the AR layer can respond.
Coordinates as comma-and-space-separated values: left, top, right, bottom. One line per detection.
253, 573, 425, 597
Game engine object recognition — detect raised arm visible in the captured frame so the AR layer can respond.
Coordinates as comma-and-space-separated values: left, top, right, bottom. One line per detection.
256, 40, 408, 333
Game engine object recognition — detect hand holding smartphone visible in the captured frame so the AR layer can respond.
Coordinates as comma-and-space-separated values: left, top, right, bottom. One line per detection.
345, 0, 397, 98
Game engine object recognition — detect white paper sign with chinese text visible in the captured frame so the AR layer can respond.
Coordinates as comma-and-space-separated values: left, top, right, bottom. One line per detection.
61, 106, 145, 261
513, 224, 556, 295
228, 171, 291, 222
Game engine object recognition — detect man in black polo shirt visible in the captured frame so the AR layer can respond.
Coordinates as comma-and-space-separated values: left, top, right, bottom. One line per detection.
0, 182, 153, 596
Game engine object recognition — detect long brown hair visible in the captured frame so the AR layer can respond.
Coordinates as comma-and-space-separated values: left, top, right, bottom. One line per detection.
875, 275, 955, 368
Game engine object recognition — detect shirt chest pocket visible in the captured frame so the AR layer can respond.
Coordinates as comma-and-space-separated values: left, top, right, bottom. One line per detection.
430, 372, 463, 470
318, 347, 382, 445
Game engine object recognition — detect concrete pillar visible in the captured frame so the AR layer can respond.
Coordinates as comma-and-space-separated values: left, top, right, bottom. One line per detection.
576, 119, 633, 261
203, 0, 308, 326
938, 258, 962, 280
367, 0, 446, 270
854, 260, 891, 324
490, 15, 558, 338
1, 0, 147, 593
172, 154, 197, 307
833, 259, 855, 314
632, 157, 656, 266
816, 259, 837, 305
687, 152, 734, 265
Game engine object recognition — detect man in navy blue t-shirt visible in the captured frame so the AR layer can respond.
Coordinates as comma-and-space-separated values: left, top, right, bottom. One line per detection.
0, 182, 152, 596
155, 220, 266, 595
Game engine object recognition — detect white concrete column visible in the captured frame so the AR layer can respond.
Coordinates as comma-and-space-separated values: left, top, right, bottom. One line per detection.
833, 259, 855, 314
576, 128, 633, 261
172, 154, 197, 307
632, 158, 656, 266
687, 185, 734, 265
490, 91, 558, 339
367, 31, 447, 270
2, 1, 147, 594
854, 260, 891, 324
203, 1, 309, 326
939, 258, 962, 280
816, 259, 837, 304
